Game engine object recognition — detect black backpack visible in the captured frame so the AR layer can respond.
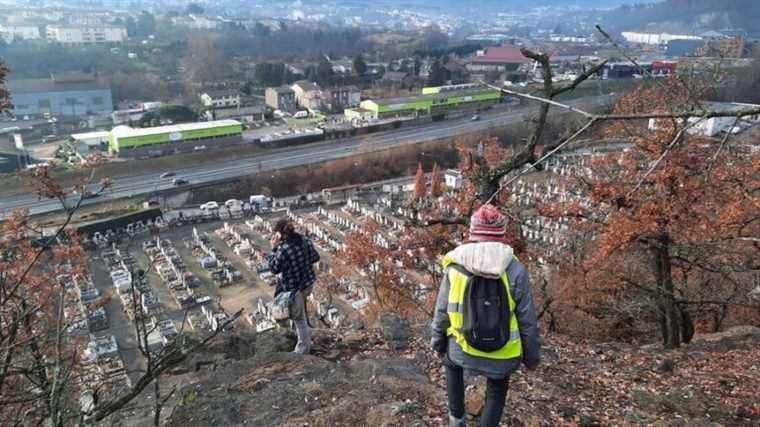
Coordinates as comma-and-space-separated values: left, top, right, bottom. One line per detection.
460, 270, 511, 353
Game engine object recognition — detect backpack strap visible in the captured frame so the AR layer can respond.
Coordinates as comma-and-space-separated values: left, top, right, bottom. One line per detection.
447, 264, 471, 279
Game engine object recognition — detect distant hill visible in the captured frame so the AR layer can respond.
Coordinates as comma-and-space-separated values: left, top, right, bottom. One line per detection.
598, 0, 760, 35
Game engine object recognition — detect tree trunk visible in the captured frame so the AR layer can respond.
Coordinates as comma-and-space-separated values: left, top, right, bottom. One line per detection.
654, 236, 683, 349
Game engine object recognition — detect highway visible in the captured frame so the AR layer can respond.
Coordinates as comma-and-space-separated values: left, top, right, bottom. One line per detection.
0, 95, 612, 218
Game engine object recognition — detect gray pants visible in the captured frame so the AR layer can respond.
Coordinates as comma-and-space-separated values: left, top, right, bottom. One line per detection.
289, 290, 311, 354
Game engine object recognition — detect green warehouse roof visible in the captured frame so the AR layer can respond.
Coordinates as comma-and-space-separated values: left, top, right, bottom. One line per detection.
111, 119, 241, 139
109, 120, 243, 152
361, 86, 500, 114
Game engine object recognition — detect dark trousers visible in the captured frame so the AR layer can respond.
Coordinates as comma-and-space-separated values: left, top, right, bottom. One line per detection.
445, 363, 509, 427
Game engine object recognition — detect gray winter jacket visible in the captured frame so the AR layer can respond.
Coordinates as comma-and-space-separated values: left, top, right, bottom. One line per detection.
430, 242, 541, 379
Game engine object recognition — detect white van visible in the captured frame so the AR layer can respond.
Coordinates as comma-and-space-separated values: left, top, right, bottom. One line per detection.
200, 201, 219, 210
293, 110, 309, 119
249, 195, 271, 208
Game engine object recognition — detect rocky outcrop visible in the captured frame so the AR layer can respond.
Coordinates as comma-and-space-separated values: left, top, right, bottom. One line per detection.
164, 325, 760, 426
165, 334, 443, 427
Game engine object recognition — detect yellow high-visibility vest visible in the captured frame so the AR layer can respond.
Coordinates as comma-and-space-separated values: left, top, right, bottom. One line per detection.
443, 261, 522, 360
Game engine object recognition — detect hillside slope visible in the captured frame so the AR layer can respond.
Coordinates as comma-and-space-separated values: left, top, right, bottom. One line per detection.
599, 0, 760, 35
164, 320, 760, 426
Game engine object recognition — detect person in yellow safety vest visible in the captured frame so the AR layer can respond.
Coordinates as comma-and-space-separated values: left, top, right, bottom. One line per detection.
431, 204, 541, 427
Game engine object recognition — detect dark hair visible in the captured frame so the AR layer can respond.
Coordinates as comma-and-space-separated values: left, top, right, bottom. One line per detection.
274, 218, 301, 241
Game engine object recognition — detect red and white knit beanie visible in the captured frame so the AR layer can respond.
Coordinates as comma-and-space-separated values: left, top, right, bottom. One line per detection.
469, 204, 507, 242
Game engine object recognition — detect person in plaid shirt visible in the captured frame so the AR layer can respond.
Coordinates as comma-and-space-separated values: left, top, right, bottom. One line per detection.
267, 218, 320, 354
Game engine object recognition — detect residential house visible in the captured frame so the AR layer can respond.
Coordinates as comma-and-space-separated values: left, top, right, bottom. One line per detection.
365, 62, 387, 76
331, 58, 354, 74
382, 71, 410, 84
265, 86, 297, 112
322, 85, 361, 112
200, 89, 241, 109
291, 80, 323, 111
380, 71, 416, 89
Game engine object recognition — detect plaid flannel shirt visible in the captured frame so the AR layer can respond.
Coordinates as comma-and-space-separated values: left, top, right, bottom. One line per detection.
266, 237, 320, 294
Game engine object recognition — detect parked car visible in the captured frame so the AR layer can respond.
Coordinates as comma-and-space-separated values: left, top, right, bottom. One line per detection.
225, 199, 242, 208
172, 178, 188, 186
160, 171, 175, 178
200, 201, 219, 210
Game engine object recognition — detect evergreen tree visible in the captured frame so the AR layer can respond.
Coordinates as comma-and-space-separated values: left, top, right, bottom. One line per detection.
427, 58, 447, 86
411, 163, 427, 201
430, 163, 443, 197
353, 53, 367, 76
316, 57, 334, 85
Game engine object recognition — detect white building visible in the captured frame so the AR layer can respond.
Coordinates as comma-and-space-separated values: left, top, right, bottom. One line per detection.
46, 25, 127, 44
200, 90, 241, 109
648, 102, 760, 137
0, 24, 41, 42
621, 32, 701, 46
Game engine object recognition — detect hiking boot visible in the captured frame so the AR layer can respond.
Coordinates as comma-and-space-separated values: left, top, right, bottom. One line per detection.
293, 346, 310, 355
293, 342, 311, 354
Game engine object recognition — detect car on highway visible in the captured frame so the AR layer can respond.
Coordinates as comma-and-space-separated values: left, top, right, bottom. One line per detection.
172, 178, 188, 186
200, 201, 219, 210
0, 126, 21, 135
471, 115, 480, 121
160, 172, 175, 178
74, 190, 99, 200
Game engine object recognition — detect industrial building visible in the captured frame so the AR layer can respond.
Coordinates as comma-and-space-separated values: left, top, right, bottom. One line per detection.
108, 120, 243, 157
351, 84, 501, 120
7, 74, 113, 118
621, 32, 702, 46
466, 45, 530, 73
